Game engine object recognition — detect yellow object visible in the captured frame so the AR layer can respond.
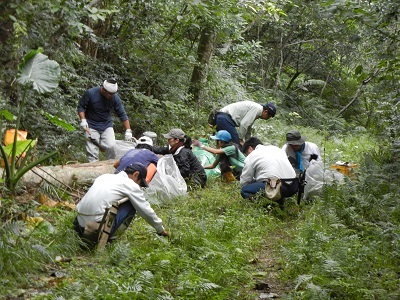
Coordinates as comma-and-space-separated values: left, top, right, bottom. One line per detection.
3, 129, 28, 145
25, 216, 45, 227
223, 171, 236, 182
331, 163, 358, 178
1, 129, 28, 167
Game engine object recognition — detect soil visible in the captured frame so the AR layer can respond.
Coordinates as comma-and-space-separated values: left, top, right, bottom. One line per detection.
248, 235, 293, 299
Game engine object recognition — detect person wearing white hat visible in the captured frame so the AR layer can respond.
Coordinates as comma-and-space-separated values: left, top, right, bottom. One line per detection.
77, 78, 133, 162
113, 135, 159, 184
281, 130, 322, 175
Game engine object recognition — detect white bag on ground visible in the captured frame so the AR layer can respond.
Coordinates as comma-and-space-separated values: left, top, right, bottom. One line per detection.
145, 154, 187, 204
304, 160, 345, 200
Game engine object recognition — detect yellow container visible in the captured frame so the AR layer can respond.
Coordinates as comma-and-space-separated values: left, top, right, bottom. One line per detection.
3, 129, 28, 145
1, 129, 28, 167
331, 163, 358, 178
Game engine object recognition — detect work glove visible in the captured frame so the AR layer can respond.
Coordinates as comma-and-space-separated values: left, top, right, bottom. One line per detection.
157, 229, 168, 237
80, 119, 88, 131
192, 139, 202, 147
125, 129, 133, 141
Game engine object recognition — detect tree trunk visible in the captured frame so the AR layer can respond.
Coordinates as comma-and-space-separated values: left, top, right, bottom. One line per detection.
14, 160, 117, 190
188, 27, 216, 106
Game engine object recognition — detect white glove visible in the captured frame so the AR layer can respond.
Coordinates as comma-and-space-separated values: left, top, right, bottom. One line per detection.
125, 129, 133, 141
80, 119, 88, 131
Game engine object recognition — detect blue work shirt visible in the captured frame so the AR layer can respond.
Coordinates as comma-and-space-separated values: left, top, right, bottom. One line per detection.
115, 149, 159, 174
77, 86, 128, 131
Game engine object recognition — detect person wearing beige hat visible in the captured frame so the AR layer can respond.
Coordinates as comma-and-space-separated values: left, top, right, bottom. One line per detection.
77, 78, 132, 162
153, 128, 207, 188
281, 130, 322, 174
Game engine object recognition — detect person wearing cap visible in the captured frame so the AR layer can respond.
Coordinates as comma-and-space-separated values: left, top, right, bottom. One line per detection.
113, 136, 159, 183
240, 137, 298, 208
153, 128, 207, 188
281, 130, 322, 175
192, 130, 246, 182
77, 78, 133, 162
74, 162, 167, 247
215, 100, 276, 150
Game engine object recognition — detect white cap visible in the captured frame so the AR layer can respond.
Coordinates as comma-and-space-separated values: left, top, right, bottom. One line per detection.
137, 136, 153, 146
103, 79, 118, 93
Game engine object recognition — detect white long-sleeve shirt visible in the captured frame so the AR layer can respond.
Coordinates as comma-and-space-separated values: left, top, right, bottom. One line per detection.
76, 171, 164, 233
282, 141, 322, 172
220, 101, 264, 140
240, 144, 296, 186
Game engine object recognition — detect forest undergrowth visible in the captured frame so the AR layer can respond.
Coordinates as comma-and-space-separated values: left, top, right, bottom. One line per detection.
0, 130, 399, 300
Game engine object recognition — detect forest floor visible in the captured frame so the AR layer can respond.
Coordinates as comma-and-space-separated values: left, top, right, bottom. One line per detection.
247, 227, 293, 299
5, 183, 296, 300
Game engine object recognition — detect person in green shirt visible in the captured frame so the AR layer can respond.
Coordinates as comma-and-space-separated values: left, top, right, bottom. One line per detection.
192, 130, 246, 182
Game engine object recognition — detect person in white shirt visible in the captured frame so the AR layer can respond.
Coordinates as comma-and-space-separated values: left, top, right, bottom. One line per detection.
240, 137, 298, 206
215, 101, 276, 150
73, 162, 167, 247
281, 130, 322, 175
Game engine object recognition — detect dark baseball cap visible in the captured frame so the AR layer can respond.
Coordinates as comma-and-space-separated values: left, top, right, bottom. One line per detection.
262, 102, 277, 117
124, 162, 148, 187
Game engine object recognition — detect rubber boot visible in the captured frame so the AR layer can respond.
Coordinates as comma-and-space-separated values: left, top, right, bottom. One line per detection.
223, 171, 236, 182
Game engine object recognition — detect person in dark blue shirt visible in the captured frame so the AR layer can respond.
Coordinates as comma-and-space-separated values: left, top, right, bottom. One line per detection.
114, 136, 159, 181
78, 78, 132, 162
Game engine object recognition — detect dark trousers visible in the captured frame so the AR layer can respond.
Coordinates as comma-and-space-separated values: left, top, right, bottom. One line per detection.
240, 178, 299, 199
216, 113, 242, 151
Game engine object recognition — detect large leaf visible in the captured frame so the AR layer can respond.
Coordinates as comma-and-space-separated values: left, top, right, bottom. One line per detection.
43, 111, 75, 132
17, 51, 61, 94
0, 110, 16, 121
2, 139, 37, 157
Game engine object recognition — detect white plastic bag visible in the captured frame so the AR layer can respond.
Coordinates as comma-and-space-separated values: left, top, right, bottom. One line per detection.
114, 140, 137, 159
145, 155, 187, 204
304, 161, 345, 199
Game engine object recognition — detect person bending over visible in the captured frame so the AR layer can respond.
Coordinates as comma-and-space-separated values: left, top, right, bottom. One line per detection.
77, 78, 132, 162
240, 137, 298, 208
281, 130, 322, 175
114, 136, 159, 183
215, 101, 276, 150
74, 162, 167, 248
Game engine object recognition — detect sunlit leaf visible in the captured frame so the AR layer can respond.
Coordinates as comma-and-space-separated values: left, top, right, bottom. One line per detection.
42, 111, 75, 132
0, 110, 15, 121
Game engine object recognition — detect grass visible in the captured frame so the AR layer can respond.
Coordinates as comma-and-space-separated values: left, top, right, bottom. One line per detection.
1, 129, 399, 299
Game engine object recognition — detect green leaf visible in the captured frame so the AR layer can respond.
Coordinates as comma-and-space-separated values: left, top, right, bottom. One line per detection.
355, 65, 363, 75
2, 139, 36, 157
17, 52, 61, 94
42, 111, 75, 132
0, 110, 16, 121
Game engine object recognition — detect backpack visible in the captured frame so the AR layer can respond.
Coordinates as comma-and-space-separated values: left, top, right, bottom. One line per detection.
208, 105, 218, 127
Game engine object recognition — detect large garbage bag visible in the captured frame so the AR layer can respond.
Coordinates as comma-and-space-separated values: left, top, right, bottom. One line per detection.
145, 154, 187, 204
304, 160, 345, 199
192, 138, 221, 179
114, 140, 137, 159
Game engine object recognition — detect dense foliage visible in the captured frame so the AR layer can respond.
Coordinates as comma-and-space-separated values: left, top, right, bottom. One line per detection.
0, 0, 399, 299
